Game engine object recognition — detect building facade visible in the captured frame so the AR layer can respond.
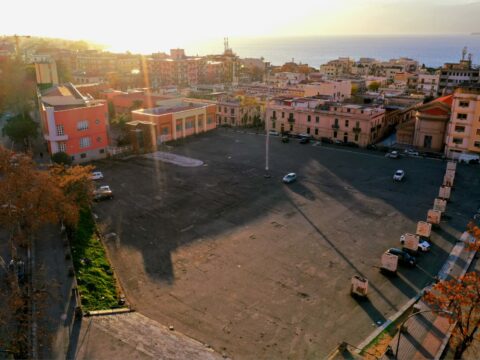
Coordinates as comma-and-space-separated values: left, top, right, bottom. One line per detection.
444, 85, 480, 158
216, 96, 262, 126
266, 97, 386, 146
131, 99, 216, 144
39, 83, 109, 163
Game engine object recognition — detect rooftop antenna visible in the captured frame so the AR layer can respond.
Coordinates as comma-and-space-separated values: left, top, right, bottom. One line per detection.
224, 37, 229, 52
462, 46, 467, 61
468, 53, 473, 63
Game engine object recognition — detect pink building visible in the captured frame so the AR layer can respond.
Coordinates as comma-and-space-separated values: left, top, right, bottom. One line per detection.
266, 96, 386, 146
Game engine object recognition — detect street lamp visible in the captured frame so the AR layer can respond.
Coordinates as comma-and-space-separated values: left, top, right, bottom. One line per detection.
394, 308, 453, 359
264, 89, 272, 178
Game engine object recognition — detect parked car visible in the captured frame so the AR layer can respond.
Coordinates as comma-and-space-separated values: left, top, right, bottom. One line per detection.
386, 248, 416, 266
281, 136, 289, 143
459, 153, 480, 164
299, 137, 310, 144
344, 141, 359, 148
282, 173, 297, 184
93, 185, 113, 201
393, 169, 405, 181
91, 171, 104, 180
333, 139, 343, 145
385, 150, 400, 159
320, 137, 334, 144
421, 151, 445, 160
268, 130, 280, 136
404, 149, 419, 157
400, 235, 431, 252
366, 144, 377, 150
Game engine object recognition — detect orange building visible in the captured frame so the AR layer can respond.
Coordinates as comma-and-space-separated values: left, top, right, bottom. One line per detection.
100, 89, 171, 114
131, 99, 216, 144
39, 83, 109, 163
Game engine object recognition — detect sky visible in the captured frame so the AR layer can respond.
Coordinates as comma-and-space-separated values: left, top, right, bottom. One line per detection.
2, 0, 480, 54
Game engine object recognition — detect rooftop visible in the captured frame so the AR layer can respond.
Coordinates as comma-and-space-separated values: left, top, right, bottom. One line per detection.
134, 102, 207, 116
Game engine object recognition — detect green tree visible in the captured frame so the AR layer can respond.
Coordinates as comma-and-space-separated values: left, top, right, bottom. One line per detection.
0, 59, 35, 115
51, 151, 72, 166
108, 101, 116, 119
2, 113, 37, 151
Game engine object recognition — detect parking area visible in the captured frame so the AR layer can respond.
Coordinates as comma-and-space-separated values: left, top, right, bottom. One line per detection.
92, 128, 480, 359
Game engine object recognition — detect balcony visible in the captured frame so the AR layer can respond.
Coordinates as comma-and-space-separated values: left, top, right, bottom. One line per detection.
287, 115, 295, 123
44, 133, 68, 141
353, 126, 362, 133
331, 123, 339, 130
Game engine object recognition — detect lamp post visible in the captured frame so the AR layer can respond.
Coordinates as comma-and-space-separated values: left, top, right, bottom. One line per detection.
264, 89, 272, 178
395, 308, 453, 359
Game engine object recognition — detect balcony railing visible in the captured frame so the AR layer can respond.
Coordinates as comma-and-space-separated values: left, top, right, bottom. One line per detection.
353, 126, 362, 133
331, 123, 339, 130
287, 115, 295, 123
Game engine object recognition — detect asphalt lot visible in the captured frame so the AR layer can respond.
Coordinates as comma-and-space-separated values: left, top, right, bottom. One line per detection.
92, 128, 480, 359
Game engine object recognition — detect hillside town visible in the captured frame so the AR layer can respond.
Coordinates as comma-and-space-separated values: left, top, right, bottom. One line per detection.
2, 32, 480, 360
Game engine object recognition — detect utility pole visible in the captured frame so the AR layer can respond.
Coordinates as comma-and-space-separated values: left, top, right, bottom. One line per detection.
264, 86, 271, 178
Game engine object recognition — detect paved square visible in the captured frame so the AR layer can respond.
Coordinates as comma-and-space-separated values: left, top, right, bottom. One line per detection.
93, 129, 480, 359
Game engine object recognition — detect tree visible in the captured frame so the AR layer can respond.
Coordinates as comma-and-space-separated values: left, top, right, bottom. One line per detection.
422, 222, 480, 358
108, 101, 116, 120
51, 151, 72, 166
424, 272, 480, 358
2, 113, 37, 151
0, 58, 35, 115
129, 99, 143, 111
368, 81, 380, 92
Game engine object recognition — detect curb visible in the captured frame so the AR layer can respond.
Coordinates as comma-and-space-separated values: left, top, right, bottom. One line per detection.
85, 308, 133, 317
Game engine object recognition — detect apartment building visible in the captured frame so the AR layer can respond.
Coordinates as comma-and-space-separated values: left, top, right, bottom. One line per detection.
266, 96, 386, 146
302, 80, 352, 101
130, 99, 216, 144
216, 96, 262, 126
100, 89, 170, 114
445, 85, 480, 158
39, 83, 109, 162
413, 73, 440, 96
438, 59, 479, 95
34, 58, 59, 87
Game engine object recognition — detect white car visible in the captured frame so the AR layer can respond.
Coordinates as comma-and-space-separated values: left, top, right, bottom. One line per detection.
385, 151, 399, 159
393, 170, 405, 181
268, 130, 280, 136
282, 173, 297, 184
400, 235, 431, 252
91, 171, 104, 180
404, 149, 419, 157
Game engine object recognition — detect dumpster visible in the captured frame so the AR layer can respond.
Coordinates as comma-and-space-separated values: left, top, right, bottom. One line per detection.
427, 209, 442, 225
416, 221, 432, 238
350, 275, 368, 297
433, 198, 447, 212
381, 252, 398, 273
438, 186, 451, 200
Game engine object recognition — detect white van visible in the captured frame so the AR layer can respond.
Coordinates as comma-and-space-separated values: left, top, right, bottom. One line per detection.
459, 153, 480, 164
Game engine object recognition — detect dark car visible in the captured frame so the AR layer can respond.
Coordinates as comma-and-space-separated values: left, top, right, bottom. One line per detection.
366, 144, 377, 150
344, 141, 359, 148
386, 248, 416, 267
281, 136, 289, 143
320, 137, 334, 144
299, 137, 310, 144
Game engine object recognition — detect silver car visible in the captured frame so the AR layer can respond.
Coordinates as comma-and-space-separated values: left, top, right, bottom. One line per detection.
282, 173, 297, 184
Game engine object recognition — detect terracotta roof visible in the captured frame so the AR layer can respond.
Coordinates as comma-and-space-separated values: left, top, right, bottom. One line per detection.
433, 95, 453, 106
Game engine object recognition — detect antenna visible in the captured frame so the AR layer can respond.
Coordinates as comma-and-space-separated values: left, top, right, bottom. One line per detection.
224, 37, 229, 52
462, 46, 467, 61
468, 53, 473, 63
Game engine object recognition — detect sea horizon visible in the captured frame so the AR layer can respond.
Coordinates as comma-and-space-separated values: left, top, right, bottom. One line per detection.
109, 34, 480, 69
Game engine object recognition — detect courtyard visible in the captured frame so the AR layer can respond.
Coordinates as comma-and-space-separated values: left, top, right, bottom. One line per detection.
92, 128, 480, 359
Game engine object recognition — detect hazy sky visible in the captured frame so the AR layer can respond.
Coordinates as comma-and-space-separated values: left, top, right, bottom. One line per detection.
2, 0, 479, 53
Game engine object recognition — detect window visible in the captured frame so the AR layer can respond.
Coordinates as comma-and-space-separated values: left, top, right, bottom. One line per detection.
333, 131, 337, 138
272, 110, 276, 119
476, 129, 480, 136
56, 124, 64, 136
452, 138, 463, 145
58, 142, 66, 152
161, 127, 169, 135
307, 115, 311, 122
282, 112, 285, 118
97, 136, 102, 142
475, 141, 480, 148
224, 107, 227, 113
99, 149, 105, 154
459, 101, 469, 108
272, 121, 276, 129
289, 124, 293, 131
315, 128, 318, 135
345, 120, 349, 127
354, 134, 359, 141
347, 108, 351, 113
356, 121, 360, 128
231, 108, 235, 115
77, 120, 89, 131
95, 119, 100, 125
455, 125, 465, 133
334, 118, 339, 126
316, 116, 319, 123
176, 123, 182, 131
80, 137, 91, 148
457, 113, 467, 120
307, 127, 310, 134
80, 153, 87, 159
207, 116, 213, 124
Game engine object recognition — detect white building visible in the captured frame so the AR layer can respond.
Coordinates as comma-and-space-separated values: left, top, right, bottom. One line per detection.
302, 80, 352, 101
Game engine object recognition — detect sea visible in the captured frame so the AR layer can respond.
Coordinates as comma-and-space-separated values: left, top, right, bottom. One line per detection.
190, 35, 480, 68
